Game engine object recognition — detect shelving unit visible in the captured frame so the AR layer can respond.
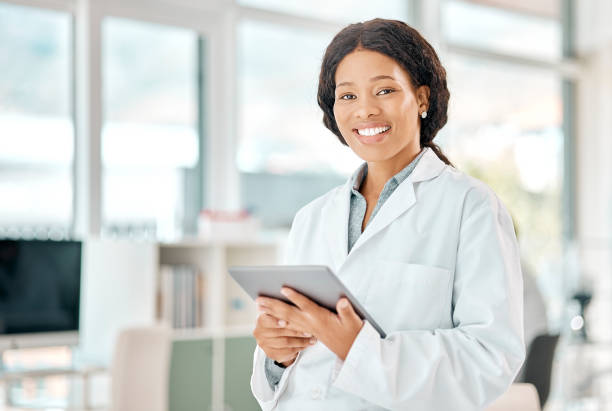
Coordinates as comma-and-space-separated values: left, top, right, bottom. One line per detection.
158, 239, 281, 410
158, 239, 282, 332
80, 235, 285, 410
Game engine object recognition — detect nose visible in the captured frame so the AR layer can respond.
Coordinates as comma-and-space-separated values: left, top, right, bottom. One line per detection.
354, 95, 381, 119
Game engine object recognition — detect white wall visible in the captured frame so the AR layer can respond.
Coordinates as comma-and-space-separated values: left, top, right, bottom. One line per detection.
79, 239, 158, 364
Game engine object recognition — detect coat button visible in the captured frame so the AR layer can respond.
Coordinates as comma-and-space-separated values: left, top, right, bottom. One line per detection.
310, 386, 322, 399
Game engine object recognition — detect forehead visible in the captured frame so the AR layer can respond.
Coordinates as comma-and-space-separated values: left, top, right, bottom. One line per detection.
334, 49, 411, 85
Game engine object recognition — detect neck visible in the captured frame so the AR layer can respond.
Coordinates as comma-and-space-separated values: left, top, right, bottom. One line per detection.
362, 145, 422, 196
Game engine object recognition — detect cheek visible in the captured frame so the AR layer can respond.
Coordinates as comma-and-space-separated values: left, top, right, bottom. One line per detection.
392, 99, 418, 128
333, 104, 350, 129
396, 94, 414, 110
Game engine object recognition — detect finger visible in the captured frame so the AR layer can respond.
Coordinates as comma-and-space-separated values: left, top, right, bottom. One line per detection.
336, 298, 361, 323
264, 340, 309, 350
263, 336, 317, 349
256, 297, 297, 322
258, 313, 312, 337
258, 325, 313, 339
270, 329, 313, 339
259, 314, 288, 329
280, 287, 319, 312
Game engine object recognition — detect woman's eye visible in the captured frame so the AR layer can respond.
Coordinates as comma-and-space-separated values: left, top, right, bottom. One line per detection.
339, 94, 356, 100
377, 88, 394, 96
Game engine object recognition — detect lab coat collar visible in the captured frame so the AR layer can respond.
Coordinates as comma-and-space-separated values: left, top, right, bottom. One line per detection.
322, 147, 447, 272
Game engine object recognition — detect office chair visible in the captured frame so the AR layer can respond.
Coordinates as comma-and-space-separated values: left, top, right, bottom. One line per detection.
486, 383, 541, 411
110, 325, 172, 411
521, 334, 560, 407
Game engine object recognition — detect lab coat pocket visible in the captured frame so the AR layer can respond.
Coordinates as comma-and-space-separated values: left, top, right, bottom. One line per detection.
366, 261, 452, 333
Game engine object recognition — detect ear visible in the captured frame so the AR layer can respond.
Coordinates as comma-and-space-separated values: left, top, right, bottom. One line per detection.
416, 85, 430, 113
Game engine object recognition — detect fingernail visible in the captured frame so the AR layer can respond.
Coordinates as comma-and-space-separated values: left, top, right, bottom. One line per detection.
256, 298, 266, 306
280, 288, 290, 297
278, 320, 286, 327
309, 338, 317, 345
303, 332, 312, 337
339, 299, 348, 308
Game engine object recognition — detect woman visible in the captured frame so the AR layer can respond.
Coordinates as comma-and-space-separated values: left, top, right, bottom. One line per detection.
251, 19, 524, 410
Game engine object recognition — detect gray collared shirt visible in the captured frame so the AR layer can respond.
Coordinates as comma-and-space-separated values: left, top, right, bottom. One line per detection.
264, 149, 426, 389
348, 149, 426, 252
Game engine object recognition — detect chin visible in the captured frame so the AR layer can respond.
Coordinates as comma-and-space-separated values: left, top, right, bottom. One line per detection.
350, 146, 398, 163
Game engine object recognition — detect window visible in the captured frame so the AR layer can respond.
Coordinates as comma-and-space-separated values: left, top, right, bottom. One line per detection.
0, 3, 73, 234
442, 0, 562, 61
237, 20, 359, 176
102, 17, 201, 239
441, 54, 563, 275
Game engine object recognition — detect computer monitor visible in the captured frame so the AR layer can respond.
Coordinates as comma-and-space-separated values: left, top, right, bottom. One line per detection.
0, 239, 82, 350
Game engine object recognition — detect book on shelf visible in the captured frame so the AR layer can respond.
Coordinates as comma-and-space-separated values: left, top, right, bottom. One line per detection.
158, 264, 205, 329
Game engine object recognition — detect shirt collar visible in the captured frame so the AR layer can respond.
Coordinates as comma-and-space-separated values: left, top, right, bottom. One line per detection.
350, 148, 427, 193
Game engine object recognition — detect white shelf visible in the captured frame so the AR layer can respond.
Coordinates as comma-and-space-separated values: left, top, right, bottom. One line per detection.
158, 230, 287, 248
171, 324, 255, 341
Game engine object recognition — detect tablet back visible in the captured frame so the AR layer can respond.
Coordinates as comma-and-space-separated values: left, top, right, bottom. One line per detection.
228, 265, 386, 338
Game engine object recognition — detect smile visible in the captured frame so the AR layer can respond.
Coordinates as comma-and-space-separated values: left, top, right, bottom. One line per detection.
356, 126, 391, 136
353, 125, 392, 144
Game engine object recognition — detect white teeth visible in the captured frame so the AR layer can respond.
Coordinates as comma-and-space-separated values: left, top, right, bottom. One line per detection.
357, 126, 390, 136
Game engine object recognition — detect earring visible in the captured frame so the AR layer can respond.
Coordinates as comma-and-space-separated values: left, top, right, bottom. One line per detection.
421, 111, 428, 119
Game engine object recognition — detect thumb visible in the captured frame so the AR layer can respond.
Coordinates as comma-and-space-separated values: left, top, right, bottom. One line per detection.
336, 298, 356, 321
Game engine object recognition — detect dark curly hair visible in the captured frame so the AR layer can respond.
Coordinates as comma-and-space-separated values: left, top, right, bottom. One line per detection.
317, 18, 453, 166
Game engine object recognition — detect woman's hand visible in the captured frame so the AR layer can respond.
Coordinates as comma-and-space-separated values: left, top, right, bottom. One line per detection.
256, 287, 364, 361
253, 312, 317, 367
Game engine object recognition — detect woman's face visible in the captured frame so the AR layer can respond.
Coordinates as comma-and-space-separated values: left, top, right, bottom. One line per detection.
333, 49, 429, 163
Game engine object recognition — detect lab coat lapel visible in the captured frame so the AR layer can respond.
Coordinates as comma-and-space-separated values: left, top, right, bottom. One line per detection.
348, 148, 446, 257
321, 179, 351, 272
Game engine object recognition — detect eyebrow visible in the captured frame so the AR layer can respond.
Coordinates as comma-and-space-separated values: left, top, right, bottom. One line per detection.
336, 75, 396, 89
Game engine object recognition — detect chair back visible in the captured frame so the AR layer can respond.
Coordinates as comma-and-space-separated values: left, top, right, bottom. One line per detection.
110, 325, 172, 411
523, 334, 560, 406
486, 383, 541, 411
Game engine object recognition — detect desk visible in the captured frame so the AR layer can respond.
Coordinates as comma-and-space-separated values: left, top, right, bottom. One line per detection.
0, 364, 107, 410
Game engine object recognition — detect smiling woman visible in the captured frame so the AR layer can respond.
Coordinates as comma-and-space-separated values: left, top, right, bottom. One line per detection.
250, 18, 525, 411
318, 19, 452, 168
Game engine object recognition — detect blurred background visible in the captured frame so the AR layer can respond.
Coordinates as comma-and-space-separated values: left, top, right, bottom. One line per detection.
0, 0, 611, 410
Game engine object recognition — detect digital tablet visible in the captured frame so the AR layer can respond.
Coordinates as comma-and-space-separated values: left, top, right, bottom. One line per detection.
228, 265, 386, 338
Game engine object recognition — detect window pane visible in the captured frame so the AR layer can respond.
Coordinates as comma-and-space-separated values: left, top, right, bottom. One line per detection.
102, 18, 199, 239
237, 0, 410, 23
0, 3, 73, 230
443, 0, 562, 61
440, 54, 563, 321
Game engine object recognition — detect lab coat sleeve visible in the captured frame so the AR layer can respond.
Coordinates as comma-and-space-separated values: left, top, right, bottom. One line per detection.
250, 345, 301, 410
331, 187, 525, 410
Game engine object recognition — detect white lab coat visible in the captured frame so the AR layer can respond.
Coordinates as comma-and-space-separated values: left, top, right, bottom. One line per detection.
250, 147, 525, 411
